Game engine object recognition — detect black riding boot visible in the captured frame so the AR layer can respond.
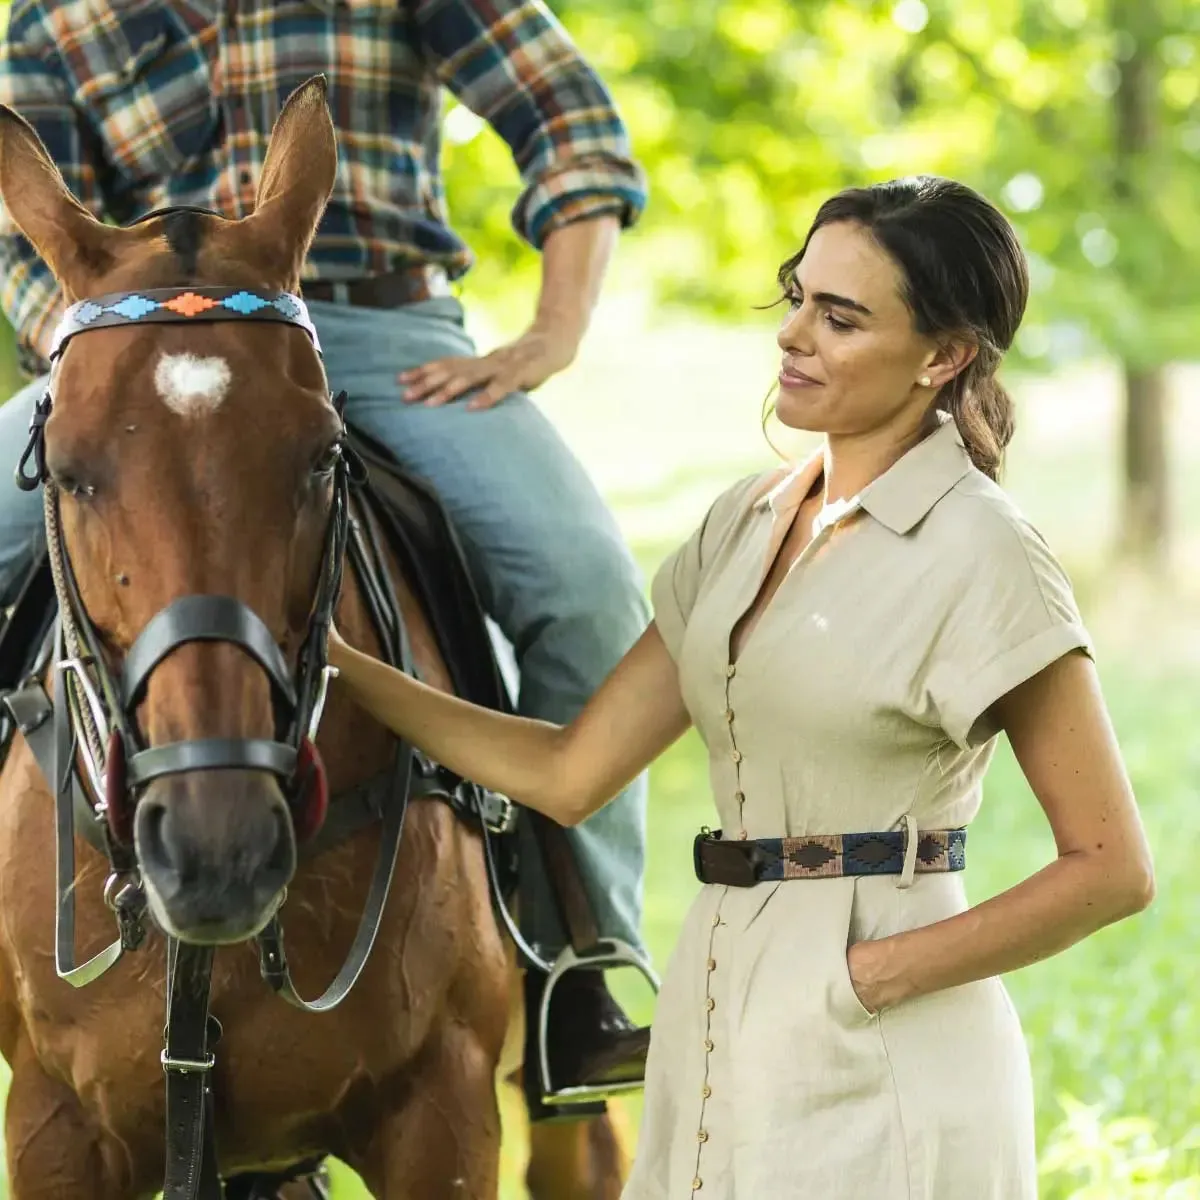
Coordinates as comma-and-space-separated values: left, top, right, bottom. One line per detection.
543, 966, 651, 1091
224, 1160, 331, 1200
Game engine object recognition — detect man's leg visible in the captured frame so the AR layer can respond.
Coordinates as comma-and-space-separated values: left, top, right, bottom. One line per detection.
313, 297, 649, 965
0, 377, 51, 606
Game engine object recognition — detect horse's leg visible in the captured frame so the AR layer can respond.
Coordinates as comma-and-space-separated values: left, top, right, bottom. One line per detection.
4, 1037, 134, 1200
351, 1024, 502, 1200
525, 1103, 632, 1200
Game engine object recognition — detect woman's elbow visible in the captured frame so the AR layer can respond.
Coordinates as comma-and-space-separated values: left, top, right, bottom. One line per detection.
555, 787, 608, 828
1102, 849, 1156, 921
1121, 856, 1156, 916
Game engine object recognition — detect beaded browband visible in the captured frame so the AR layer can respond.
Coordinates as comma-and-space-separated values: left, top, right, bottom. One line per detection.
48, 286, 322, 362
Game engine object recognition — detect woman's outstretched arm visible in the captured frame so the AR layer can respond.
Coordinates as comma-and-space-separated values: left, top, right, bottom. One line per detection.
328, 622, 691, 826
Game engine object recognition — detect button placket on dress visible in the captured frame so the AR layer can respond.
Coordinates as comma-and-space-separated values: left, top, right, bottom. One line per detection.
691, 889, 726, 1192
689, 658, 750, 1194
688, 503, 859, 1194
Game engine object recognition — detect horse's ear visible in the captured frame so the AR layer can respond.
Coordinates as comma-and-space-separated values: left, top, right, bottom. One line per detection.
0, 104, 121, 299
240, 76, 337, 291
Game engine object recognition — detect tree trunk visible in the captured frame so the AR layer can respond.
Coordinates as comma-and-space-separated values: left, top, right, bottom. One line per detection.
1111, 0, 1168, 564
1119, 365, 1169, 564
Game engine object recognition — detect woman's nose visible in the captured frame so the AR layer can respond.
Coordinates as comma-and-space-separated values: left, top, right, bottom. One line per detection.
777, 305, 814, 354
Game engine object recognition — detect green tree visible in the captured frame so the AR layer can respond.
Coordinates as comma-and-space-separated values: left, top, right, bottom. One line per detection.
442, 0, 1200, 563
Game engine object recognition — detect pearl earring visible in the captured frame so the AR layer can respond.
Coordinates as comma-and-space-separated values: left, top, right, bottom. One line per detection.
919, 375, 932, 388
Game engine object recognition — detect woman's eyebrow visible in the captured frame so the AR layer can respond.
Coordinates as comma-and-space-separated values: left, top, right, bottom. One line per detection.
789, 276, 873, 316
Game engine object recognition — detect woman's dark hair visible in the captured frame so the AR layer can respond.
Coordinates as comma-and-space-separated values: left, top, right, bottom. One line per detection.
778, 175, 1029, 481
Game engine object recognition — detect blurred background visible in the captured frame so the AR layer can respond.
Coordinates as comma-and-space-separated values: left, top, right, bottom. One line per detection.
0, 0, 1198, 1197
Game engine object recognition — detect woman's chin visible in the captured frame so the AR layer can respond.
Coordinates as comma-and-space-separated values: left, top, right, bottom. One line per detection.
774, 392, 828, 433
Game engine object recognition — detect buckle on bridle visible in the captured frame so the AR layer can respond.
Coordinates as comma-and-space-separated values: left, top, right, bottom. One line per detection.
476, 786, 515, 835
160, 1049, 215, 1074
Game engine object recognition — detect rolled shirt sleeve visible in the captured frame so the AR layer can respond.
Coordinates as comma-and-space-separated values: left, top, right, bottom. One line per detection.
926, 501, 1094, 750
413, 0, 647, 248
0, 2, 107, 372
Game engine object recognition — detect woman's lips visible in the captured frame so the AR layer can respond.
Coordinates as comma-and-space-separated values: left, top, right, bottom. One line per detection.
779, 364, 823, 387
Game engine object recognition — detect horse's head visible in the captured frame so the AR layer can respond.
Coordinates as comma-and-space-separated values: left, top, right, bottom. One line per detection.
0, 78, 346, 944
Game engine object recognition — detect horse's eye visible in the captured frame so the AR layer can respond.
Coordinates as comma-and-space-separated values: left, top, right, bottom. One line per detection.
53, 472, 97, 499
311, 440, 343, 477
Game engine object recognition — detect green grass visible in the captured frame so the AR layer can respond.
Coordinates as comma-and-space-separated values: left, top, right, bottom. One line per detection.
1, 307, 1198, 1196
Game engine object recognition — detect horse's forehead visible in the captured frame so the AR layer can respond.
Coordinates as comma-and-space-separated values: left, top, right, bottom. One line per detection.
153, 352, 233, 419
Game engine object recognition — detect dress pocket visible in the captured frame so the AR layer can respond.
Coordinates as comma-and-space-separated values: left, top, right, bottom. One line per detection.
833, 878, 878, 1024
836, 941, 878, 1023
68, 2, 217, 183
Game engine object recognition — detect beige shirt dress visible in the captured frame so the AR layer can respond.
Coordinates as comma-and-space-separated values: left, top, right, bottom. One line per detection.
624, 418, 1092, 1200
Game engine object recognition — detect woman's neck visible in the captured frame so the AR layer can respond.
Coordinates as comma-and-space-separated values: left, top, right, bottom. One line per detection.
820, 408, 940, 505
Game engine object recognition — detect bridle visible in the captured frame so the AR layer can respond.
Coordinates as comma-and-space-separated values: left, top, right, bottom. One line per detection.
16, 282, 365, 978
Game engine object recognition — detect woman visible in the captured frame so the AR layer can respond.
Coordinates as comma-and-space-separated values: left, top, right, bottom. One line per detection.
328, 175, 1154, 1199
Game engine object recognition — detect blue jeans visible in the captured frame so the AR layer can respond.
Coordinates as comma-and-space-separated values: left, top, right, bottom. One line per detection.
0, 296, 649, 958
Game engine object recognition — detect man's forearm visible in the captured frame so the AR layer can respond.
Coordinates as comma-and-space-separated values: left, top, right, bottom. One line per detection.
531, 212, 621, 349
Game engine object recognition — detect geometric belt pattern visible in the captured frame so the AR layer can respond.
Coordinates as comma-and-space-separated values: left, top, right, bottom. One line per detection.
696, 827, 967, 883
49, 287, 322, 362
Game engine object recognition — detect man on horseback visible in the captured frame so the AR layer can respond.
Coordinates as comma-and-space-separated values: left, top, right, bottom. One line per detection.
0, 0, 650, 1113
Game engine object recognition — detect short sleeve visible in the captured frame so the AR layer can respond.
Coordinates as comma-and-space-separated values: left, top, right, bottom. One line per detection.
651, 525, 704, 662
650, 471, 778, 662
928, 505, 1093, 750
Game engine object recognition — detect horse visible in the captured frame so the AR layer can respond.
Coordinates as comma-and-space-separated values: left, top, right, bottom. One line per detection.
0, 76, 630, 1199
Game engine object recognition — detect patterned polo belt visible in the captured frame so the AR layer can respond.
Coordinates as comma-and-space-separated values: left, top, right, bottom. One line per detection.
693, 827, 967, 887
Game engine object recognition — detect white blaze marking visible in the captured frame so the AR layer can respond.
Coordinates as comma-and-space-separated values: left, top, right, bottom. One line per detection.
154, 353, 231, 417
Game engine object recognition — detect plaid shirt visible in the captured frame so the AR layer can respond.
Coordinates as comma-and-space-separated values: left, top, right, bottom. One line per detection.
0, 0, 647, 371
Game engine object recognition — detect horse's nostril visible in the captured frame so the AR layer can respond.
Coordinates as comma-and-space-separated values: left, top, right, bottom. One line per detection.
141, 799, 200, 880
263, 805, 296, 879
138, 800, 171, 868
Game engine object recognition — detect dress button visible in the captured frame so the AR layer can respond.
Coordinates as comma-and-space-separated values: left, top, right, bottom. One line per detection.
702, 1084, 712, 1098
737, 830, 749, 841
697, 1130, 709, 1143
710, 913, 720, 928
725, 664, 736, 678
692, 1178, 703, 1191
707, 958, 716, 971
734, 790, 745, 804
704, 1039, 714, 1052
730, 749, 742, 764
706, 998, 716, 1012
724, 708, 734, 723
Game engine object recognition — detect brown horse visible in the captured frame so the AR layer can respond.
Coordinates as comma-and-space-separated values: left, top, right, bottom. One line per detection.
0, 78, 629, 1198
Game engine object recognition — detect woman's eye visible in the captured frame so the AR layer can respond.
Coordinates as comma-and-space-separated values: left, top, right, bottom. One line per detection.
824, 313, 855, 333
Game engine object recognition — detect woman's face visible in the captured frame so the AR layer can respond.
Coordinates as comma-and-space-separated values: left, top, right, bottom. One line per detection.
774, 220, 945, 438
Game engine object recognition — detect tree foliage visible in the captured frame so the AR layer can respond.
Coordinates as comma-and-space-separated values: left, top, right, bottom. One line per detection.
444, 0, 1200, 379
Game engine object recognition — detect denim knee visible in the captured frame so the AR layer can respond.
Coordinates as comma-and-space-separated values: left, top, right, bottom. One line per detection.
511, 528, 650, 720
0, 376, 52, 604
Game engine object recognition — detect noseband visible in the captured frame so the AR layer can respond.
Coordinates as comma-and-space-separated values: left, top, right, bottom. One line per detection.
16, 284, 364, 857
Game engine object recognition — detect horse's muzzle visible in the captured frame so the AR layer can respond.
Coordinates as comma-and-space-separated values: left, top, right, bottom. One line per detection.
134, 771, 297, 945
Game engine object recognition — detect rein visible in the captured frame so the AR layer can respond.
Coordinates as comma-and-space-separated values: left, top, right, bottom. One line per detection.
12, 282, 423, 1200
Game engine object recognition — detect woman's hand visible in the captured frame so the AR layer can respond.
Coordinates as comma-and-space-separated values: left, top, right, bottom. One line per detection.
318, 620, 691, 827
847, 939, 905, 1015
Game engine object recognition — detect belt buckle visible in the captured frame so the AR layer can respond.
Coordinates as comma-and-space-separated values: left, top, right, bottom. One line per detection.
733, 840, 768, 887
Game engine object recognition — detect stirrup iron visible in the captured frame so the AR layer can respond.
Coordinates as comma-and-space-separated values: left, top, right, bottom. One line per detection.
537, 938, 660, 1107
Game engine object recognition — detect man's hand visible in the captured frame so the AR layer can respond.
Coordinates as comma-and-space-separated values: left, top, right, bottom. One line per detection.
398, 324, 578, 411
399, 213, 621, 413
